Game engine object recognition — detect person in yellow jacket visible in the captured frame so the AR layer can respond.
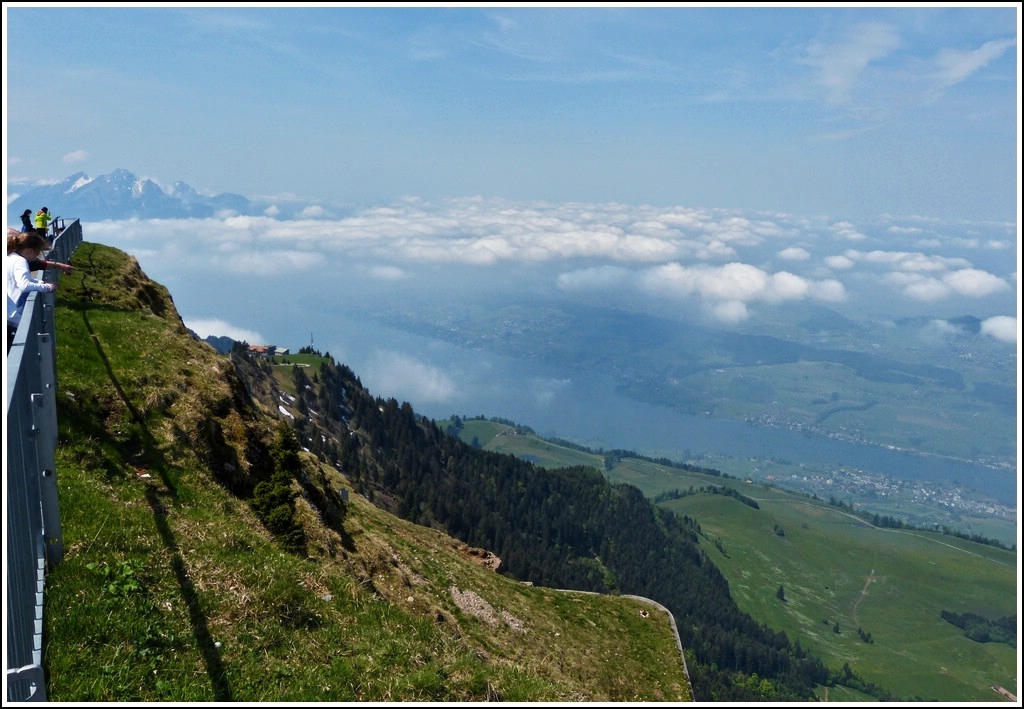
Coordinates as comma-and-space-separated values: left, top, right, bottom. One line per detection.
34, 207, 53, 237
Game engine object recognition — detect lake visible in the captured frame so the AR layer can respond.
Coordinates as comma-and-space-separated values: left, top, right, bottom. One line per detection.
318, 315, 1018, 508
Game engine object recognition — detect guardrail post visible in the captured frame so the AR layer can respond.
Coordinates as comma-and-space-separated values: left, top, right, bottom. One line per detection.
6, 665, 46, 702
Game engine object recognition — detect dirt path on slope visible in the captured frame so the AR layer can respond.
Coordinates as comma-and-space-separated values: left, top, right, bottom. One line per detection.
851, 569, 876, 626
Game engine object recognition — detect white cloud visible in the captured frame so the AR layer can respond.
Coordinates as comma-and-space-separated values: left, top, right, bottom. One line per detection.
980, 315, 1017, 344
831, 222, 867, 241
933, 38, 1016, 91
857, 249, 910, 265
184, 317, 264, 344
900, 253, 966, 274
926, 319, 960, 336
364, 350, 456, 404
803, 22, 901, 104
704, 263, 771, 301
704, 216, 776, 246
320, 201, 691, 265
530, 377, 571, 406
221, 249, 321, 276
557, 265, 630, 291
809, 279, 847, 303
687, 238, 737, 260
83, 200, 1014, 328
711, 300, 749, 324
778, 247, 810, 261
639, 262, 843, 321
846, 249, 972, 273
369, 265, 406, 280
62, 150, 90, 164
855, 254, 1012, 303
825, 254, 855, 270
765, 271, 810, 302
298, 205, 329, 219
982, 240, 1012, 251
899, 276, 951, 302
942, 268, 1010, 298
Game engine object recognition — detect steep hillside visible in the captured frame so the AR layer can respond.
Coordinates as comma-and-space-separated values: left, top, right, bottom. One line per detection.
43, 242, 690, 702
44, 242, 897, 702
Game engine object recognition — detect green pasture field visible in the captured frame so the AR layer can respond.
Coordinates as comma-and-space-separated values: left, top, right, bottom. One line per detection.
661, 486, 1017, 702
605, 458, 1018, 701
456, 419, 605, 470
452, 418, 506, 447
270, 352, 327, 368
270, 353, 328, 400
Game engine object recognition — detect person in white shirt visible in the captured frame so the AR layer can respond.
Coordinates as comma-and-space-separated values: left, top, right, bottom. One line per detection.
6, 231, 58, 349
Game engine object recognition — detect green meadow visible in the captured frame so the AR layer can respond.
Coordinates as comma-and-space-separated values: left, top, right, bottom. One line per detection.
450, 418, 1019, 702
662, 483, 1016, 702
456, 418, 603, 469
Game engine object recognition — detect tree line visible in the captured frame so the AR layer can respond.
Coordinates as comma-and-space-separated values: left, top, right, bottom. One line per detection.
940, 610, 1017, 647
824, 496, 1012, 551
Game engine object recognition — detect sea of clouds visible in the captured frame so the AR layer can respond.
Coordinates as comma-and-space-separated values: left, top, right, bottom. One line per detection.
87, 196, 1017, 340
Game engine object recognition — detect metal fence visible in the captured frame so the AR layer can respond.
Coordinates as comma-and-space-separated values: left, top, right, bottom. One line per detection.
6, 220, 83, 702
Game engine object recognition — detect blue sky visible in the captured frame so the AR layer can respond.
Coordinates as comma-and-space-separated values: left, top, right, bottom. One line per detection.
4, 4, 1020, 408
4, 4, 1020, 222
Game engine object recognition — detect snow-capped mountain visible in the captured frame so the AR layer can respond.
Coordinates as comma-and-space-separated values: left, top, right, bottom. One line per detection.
6, 169, 267, 224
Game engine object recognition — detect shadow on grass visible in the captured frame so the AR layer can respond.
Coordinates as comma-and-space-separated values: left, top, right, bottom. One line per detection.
80, 306, 233, 701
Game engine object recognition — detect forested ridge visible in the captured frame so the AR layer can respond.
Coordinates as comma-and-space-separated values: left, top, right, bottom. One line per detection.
254, 350, 852, 701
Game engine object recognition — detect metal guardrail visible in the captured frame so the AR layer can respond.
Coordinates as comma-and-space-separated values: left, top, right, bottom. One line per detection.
5, 220, 83, 702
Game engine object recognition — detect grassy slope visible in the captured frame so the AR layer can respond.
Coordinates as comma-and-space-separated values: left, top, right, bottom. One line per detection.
459, 418, 604, 469
667, 487, 1016, 702
463, 419, 1019, 702
41, 242, 690, 702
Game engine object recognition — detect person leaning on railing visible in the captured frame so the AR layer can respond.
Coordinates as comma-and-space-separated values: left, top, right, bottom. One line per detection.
6, 230, 60, 350
5, 227, 74, 275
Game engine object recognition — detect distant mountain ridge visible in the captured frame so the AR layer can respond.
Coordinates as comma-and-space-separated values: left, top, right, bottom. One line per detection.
6, 168, 319, 223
